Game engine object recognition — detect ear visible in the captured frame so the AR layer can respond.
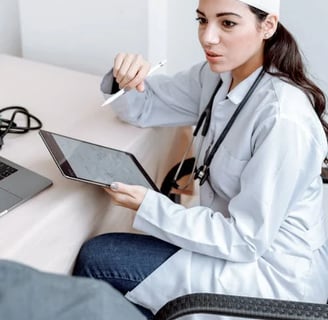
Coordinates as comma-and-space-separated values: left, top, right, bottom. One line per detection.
262, 14, 279, 40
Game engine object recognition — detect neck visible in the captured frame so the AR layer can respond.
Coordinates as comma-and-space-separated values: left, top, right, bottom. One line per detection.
230, 54, 264, 91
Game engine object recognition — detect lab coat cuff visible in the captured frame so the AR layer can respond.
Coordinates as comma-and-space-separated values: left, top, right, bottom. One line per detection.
133, 189, 160, 231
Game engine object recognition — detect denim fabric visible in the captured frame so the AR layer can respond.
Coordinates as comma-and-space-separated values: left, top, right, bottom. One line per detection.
73, 233, 180, 319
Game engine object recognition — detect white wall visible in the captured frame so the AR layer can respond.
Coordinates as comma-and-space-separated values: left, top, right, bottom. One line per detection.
19, 0, 153, 75
166, 0, 203, 74
148, 1, 168, 67
6, 0, 328, 97
18, 0, 201, 75
0, 0, 21, 55
280, 0, 328, 97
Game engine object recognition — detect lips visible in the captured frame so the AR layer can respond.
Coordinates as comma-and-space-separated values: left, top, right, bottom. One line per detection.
205, 50, 223, 63
206, 51, 220, 57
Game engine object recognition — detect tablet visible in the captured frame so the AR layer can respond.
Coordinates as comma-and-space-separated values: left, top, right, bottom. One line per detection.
39, 130, 158, 191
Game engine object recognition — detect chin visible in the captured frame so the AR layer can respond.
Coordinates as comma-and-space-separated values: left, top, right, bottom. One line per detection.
207, 62, 229, 74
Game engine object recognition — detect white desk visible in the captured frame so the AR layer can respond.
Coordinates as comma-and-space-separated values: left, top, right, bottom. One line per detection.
0, 54, 190, 274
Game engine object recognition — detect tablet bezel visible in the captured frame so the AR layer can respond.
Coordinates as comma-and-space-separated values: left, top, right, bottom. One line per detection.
39, 129, 159, 191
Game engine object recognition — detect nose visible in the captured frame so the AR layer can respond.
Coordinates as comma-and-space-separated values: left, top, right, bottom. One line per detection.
200, 23, 220, 46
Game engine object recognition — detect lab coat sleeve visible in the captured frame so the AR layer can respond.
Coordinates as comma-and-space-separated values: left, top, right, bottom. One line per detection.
133, 114, 326, 262
101, 62, 215, 128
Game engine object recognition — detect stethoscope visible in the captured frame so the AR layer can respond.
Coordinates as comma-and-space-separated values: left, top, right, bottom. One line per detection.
172, 68, 266, 189
0, 106, 42, 149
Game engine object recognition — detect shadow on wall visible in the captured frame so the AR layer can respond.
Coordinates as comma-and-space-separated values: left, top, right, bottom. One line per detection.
0, 0, 22, 56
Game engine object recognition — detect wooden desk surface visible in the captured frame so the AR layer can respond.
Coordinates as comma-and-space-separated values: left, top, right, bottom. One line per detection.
0, 54, 190, 273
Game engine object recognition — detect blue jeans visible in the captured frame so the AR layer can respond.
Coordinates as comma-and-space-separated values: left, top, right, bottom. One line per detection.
72, 233, 180, 319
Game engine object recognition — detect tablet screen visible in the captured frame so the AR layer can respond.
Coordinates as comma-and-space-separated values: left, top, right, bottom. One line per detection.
39, 130, 158, 190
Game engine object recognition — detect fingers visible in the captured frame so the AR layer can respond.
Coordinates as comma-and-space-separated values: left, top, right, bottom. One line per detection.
113, 53, 151, 92
104, 182, 148, 211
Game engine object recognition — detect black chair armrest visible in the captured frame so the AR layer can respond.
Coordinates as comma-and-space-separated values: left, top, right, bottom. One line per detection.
322, 166, 328, 183
154, 293, 328, 320
160, 157, 195, 201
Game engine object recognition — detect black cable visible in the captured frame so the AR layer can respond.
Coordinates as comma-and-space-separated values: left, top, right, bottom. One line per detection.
0, 106, 42, 149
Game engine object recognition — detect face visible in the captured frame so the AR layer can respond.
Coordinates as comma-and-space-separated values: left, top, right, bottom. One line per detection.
197, 0, 268, 80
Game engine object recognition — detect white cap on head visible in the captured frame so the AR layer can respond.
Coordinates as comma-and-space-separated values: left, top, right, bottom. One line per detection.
239, 0, 280, 15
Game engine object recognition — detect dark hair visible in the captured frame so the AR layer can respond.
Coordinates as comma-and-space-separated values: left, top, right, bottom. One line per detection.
249, 6, 328, 136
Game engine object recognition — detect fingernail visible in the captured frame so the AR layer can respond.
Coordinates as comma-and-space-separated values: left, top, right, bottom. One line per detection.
110, 182, 119, 191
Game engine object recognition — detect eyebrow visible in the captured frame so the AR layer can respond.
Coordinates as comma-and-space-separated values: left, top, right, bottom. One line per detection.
196, 9, 242, 18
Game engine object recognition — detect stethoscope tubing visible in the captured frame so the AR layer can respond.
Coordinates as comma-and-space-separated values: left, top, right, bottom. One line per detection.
172, 68, 266, 189
0, 106, 42, 149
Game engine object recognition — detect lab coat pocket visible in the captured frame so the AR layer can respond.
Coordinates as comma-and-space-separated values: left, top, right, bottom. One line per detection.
210, 145, 248, 198
260, 250, 311, 298
218, 251, 311, 299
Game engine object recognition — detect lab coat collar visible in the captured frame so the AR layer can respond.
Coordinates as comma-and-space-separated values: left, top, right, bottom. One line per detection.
224, 67, 264, 105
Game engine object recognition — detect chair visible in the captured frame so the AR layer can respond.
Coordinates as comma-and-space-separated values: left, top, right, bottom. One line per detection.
154, 293, 328, 320
160, 157, 196, 202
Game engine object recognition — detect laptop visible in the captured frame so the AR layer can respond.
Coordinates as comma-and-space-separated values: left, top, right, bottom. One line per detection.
39, 129, 159, 191
0, 156, 53, 217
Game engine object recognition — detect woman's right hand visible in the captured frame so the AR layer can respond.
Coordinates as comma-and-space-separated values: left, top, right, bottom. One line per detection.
113, 53, 151, 92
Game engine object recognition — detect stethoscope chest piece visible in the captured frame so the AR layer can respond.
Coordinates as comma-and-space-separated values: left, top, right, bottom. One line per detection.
194, 164, 210, 186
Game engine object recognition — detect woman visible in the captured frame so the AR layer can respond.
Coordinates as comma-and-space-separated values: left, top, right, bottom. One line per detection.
73, 0, 328, 318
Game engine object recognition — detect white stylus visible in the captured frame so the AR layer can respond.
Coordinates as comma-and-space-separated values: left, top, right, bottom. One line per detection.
101, 59, 167, 107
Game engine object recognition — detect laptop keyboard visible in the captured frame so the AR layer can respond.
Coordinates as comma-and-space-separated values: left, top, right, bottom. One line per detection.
0, 161, 17, 181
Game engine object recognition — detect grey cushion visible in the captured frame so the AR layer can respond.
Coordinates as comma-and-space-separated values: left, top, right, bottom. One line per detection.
0, 260, 145, 320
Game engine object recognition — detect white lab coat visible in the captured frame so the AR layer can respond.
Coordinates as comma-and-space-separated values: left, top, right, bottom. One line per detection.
102, 62, 328, 316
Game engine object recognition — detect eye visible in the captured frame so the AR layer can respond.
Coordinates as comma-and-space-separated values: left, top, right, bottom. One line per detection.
222, 20, 237, 28
195, 17, 207, 25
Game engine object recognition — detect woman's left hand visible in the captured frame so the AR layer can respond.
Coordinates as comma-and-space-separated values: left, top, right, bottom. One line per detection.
104, 182, 147, 211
